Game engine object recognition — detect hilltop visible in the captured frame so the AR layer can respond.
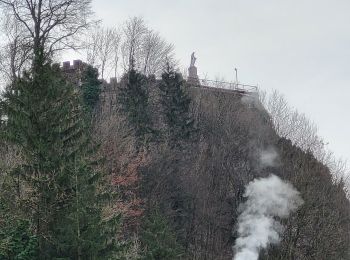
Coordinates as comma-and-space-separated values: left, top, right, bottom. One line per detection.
89, 67, 350, 259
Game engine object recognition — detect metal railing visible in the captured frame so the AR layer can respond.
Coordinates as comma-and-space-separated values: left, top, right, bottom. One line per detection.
188, 78, 258, 93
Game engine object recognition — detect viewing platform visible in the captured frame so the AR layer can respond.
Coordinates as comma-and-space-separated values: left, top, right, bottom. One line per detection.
187, 77, 258, 95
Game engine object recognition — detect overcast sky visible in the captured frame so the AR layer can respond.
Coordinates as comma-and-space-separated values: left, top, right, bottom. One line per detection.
81, 0, 350, 164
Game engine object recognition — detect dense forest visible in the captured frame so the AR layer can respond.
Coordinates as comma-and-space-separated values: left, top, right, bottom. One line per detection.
0, 0, 349, 259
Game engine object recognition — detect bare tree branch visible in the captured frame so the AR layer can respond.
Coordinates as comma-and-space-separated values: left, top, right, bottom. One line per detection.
0, 0, 94, 69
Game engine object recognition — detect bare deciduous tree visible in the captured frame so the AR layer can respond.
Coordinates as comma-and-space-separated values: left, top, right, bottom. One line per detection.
0, 14, 31, 83
260, 90, 326, 152
141, 30, 174, 75
121, 17, 148, 71
83, 17, 175, 80
259, 89, 349, 185
85, 26, 120, 80
0, 0, 94, 68
121, 17, 175, 76
111, 30, 121, 79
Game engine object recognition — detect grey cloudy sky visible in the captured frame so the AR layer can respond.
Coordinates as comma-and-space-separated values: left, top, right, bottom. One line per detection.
87, 0, 350, 163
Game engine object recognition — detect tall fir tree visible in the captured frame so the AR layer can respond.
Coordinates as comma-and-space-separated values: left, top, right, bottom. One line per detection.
0, 64, 120, 259
158, 65, 196, 146
141, 210, 184, 260
0, 199, 38, 260
81, 65, 102, 113
118, 69, 153, 148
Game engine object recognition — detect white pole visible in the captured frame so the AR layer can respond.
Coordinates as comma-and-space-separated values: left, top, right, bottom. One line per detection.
234, 68, 238, 89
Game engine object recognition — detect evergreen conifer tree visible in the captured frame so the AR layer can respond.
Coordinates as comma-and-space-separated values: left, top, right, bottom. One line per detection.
141, 210, 184, 260
118, 68, 153, 147
0, 64, 120, 259
81, 65, 102, 113
0, 199, 38, 260
158, 65, 196, 146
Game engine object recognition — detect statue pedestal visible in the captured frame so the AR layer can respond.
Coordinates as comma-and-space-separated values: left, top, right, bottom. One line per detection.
188, 66, 199, 85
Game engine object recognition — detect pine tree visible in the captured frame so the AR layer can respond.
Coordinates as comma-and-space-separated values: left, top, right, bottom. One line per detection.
118, 69, 153, 147
0, 64, 120, 259
158, 65, 196, 146
81, 65, 102, 113
0, 199, 38, 260
141, 210, 184, 260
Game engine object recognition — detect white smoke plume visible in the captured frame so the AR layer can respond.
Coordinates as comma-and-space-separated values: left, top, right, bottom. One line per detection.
233, 175, 303, 260
259, 148, 279, 168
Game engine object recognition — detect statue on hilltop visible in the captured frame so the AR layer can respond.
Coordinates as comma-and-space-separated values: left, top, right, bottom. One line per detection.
190, 52, 196, 67
188, 52, 199, 85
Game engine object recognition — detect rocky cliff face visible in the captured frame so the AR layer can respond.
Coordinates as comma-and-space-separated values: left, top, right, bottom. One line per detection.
93, 84, 350, 260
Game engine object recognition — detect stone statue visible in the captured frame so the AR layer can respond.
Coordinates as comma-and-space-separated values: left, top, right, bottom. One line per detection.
188, 52, 199, 85
190, 52, 196, 67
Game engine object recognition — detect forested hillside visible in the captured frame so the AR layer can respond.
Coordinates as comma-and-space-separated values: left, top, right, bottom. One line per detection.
0, 0, 349, 259
93, 79, 350, 259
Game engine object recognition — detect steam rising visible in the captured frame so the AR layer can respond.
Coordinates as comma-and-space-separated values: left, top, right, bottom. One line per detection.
233, 175, 303, 260
259, 148, 279, 167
